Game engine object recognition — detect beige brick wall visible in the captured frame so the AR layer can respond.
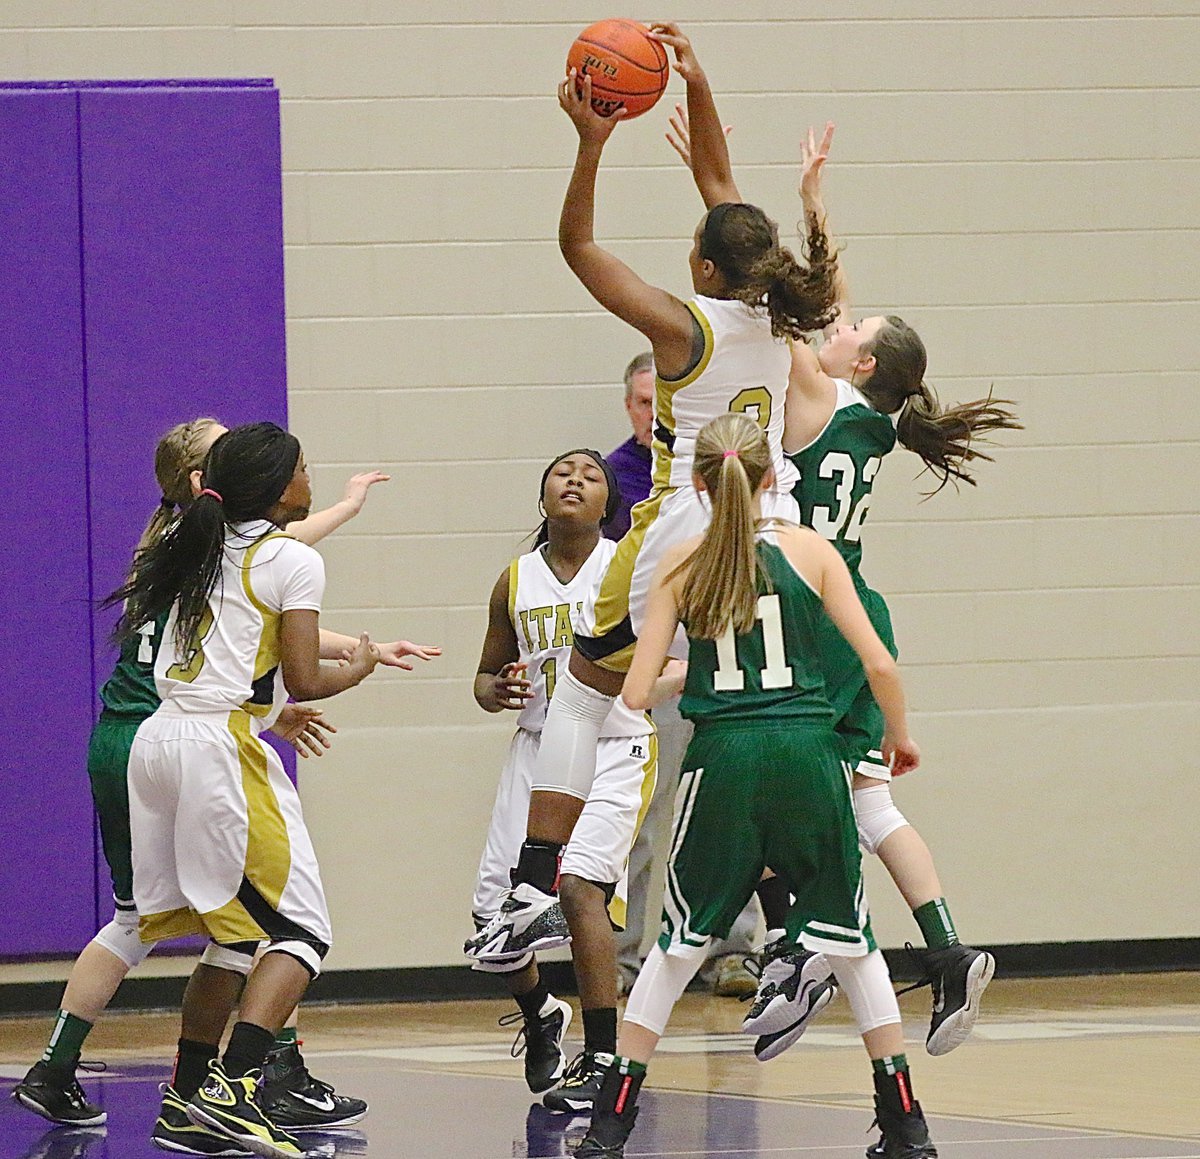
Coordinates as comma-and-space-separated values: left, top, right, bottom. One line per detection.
2, 3, 1196, 979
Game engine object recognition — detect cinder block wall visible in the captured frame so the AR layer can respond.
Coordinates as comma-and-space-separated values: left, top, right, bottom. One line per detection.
2, 2, 1196, 979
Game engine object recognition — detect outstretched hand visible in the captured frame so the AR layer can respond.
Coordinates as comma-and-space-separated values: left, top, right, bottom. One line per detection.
647, 22, 704, 83
664, 102, 732, 170
559, 69, 626, 145
341, 470, 390, 514
272, 704, 337, 759
800, 122, 835, 204
372, 639, 443, 670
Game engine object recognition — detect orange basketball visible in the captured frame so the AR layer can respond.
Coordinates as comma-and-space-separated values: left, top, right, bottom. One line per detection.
567, 19, 669, 120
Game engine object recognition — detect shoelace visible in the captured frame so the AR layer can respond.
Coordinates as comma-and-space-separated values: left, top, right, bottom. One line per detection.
893, 942, 935, 999
498, 1010, 530, 1059
559, 1051, 594, 1086
77, 1060, 107, 1073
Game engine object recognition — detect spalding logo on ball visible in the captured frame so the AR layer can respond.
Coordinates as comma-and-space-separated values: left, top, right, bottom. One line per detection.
567, 19, 669, 119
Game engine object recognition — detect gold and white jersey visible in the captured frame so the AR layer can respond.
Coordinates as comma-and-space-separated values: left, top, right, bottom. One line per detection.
155, 519, 324, 722
509, 539, 648, 737
653, 294, 798, 493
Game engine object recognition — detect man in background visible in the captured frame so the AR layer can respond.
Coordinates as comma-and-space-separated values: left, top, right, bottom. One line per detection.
608, 352, 759, 997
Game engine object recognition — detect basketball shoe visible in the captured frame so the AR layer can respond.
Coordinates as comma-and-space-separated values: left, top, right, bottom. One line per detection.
914, 943, 994, 1056
742, 943, 833, 1036
184, 1061, 301, 1159
753, 973, 839, 1062
542, 1049, 611, 1113
866, 1093, 938, 1158
152, 1084, 251, 1155
463, 883, 570, 961
259, 1043, 367, 1131
12, 1060, 106, 1127
500, 995, 573, 1093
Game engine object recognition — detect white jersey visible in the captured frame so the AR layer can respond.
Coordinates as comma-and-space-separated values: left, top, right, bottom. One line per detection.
509, 540, 647, 738
652, 295, 798, 493
155, 520, 324, 722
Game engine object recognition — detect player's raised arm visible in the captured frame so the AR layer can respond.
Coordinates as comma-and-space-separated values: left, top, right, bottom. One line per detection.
799, 123, 848, 337
287, 469, 390, 546
650, 23, 739, 207
558, 69, 698, 374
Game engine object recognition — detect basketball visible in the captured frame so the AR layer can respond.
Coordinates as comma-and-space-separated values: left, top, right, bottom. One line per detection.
567, 19, 669, 120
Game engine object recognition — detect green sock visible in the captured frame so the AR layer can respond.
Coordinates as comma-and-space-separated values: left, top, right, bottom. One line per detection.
612, 1054, 647, 1076
273, 1026, 299, 1049
42, 1010, 93, 1068
913, 898, 959, 950
871, 1052, 909, 1077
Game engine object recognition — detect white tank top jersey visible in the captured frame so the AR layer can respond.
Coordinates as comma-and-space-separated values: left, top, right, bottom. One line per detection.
652, 295, 799, 493
509, 539, 648, 738
154, 520, 324, 723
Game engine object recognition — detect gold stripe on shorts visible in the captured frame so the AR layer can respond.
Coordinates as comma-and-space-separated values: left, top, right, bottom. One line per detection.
139, 906, 203, 944
229, 710, 292, 908
607, 725, 659, 930
586, 488, 672, 673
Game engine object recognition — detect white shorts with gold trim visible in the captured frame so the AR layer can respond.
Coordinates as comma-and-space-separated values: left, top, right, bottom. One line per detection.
129, 706, 331, 974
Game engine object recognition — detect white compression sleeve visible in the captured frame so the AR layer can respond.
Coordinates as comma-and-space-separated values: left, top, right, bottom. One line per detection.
530, 669, 614, 801
623, 940, 711, 1036
828, 949, 902, 1034
854, 783, 910, 856
93, 909, 152, 969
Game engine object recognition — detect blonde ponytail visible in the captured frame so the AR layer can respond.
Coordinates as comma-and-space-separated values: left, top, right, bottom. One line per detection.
668, 414, 773, 639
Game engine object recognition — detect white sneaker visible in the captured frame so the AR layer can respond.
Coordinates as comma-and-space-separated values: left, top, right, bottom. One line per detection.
743, 947, 833, 1037
463, 883, 571, 961
754, 975, 838, 1062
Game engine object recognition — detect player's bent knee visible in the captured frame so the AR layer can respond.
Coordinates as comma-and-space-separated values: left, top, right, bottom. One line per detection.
854, 783, 909, 856
262, 937, 328, 979
827, 949, 901, 1034
200, 939, 258, 977
94, 907, 153, 969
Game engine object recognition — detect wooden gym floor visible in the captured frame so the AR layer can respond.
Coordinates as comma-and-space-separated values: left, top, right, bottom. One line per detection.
1, 971, 1196, 1158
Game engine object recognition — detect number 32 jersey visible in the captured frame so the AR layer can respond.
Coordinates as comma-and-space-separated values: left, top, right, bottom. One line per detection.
788, 378, 896, 575
508, 540, 646, 738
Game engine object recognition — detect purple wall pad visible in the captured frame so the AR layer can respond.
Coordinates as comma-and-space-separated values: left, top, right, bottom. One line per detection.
78, 81, 293, 941
0, 90, 99, 954
2, 80, 291, 959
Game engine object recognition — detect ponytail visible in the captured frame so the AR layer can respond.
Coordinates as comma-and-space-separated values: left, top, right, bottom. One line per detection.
105, 422, 301, 658
131, 417, 223, 556
701, 203, 838, 340
857, 317, 1022, 494
668, 414, 772, 639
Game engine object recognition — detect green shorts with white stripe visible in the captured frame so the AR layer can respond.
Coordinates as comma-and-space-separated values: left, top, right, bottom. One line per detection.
657, 720, 876, 958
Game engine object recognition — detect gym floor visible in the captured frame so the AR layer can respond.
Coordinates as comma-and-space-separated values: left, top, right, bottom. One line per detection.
1, 972, 1196, 1158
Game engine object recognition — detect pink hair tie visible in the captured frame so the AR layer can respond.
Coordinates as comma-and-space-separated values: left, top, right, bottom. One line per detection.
723, 450, 740, 460
199, 488, 223, 503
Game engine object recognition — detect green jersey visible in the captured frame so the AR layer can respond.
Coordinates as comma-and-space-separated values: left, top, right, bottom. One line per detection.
679, 538, 834, 725
788, 378, 896, 574
97, 610, 167, 719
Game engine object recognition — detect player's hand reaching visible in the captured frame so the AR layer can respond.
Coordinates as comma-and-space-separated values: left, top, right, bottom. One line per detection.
799, 122, 835, 207
648, 23, 704, 84
883, 733, 920, 777
271, 704, 337, 759
480, 662, 534, 712
341, 470, 390, 514
664, 103, 732, 171
373, 639, 443, 670
560, 69, 627, 144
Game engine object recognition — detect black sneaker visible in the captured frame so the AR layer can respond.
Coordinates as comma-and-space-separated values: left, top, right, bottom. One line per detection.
260, 1044, 367, 1131
12, 1061, 106, 1127
920, 944, 994, 1056
574, 1105, 638, 1159
501, 996, 573, 1093
542, 1050, 611, 1113
152, 1084, 251, 1155
866, 1095, 938, 1158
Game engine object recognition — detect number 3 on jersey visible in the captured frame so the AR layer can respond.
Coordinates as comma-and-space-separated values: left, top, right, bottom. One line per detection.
811, 452, 881, 543
713, 593, 793, 692
729, 386, 772, 430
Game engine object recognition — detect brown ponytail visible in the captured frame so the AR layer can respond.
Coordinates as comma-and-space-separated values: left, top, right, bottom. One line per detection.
700, 203, 838, 340
857, 317, 1022, 493
668, 414, 773, 639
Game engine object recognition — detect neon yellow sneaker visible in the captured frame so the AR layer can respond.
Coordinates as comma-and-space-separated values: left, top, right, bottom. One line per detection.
184, 1062, 301, 1159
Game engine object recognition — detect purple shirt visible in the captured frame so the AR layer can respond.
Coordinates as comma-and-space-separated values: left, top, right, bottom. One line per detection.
605, 437, 653, 541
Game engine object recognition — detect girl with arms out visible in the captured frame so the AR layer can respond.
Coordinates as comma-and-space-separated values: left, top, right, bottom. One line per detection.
101, 422, 388, 1157
13, 419, 437, 1140
576, 413, 937, 1159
